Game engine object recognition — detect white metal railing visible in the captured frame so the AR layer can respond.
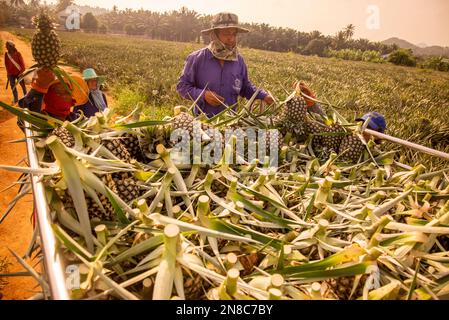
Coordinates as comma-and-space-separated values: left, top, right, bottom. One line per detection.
24, 121, 70, 300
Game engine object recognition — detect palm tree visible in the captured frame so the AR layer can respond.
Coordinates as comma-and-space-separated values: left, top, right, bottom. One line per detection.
177, 7, 199, 42
333, 30, 347, 50
56, 0, 74, 13
309, 30, 322, 40
344, 24, 355, 40
10, 0, 25, 7
356, 38, 370, 51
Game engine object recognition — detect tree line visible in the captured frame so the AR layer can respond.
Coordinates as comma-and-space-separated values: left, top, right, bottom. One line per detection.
1, 1, 398, 54
96, 6, 399, 57
2, 0, 449, 71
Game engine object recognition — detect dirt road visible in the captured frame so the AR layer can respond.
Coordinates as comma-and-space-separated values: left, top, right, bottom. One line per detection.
0, 30, 113, 299
0, 30, 39, 300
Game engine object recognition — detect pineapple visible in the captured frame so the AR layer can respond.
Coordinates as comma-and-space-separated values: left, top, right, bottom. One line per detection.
265, 130, 283, 154
438, 236, 449, 251
65, 172, 141, 221
112, 172, 141, 205
172, 112, 202, 141
285, 96, 308, 123
51, 127, 75, 148
63, 174, 118, 222
321, 123, 345, 152
327, 275, 368, 300
86, 182, 117, 221
282, 121, 307, 137
101, 138, 132, 162
172, 112, 194, 133
306, 120, 328, 148
339, 134, 366, 163
184, 274, 211, 300
31, 11, 61, 68
431, 236, 449, 253
274, 96, 308, 137
202, 123, 224, 156
119, 132, 144, 161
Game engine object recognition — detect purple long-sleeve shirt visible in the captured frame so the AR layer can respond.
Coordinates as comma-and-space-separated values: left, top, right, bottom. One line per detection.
177, 48, 268, 118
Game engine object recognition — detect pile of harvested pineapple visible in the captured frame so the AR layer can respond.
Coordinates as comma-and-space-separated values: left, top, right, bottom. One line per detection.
2, 93, 449, 300
1, 10, 449, 300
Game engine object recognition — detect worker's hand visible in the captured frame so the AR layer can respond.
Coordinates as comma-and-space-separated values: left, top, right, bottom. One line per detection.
263, 95, 274, 105
204, 90, 224, 107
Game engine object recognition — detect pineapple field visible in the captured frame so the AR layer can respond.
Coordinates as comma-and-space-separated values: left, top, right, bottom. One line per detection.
10, 28, 449, 169
1, 15, 449, 301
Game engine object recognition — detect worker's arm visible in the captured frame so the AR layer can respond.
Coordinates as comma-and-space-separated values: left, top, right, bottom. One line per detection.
176, 53, 205, 104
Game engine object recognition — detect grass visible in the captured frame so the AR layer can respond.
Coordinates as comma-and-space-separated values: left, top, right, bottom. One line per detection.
9, 28, 449, 169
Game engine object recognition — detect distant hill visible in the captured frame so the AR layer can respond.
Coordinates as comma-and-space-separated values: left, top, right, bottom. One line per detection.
382, 37, 449, 57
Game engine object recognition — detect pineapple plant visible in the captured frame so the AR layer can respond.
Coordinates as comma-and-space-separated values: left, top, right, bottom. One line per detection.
339, 134, 366, 163
31, 11, 61, 68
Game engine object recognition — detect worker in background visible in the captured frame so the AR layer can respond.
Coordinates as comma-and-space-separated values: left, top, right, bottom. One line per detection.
4, 40, 27, 104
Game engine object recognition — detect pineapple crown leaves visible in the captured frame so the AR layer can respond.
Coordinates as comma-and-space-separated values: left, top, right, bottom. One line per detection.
323, 113, 339, 126
32, 11, 55, 31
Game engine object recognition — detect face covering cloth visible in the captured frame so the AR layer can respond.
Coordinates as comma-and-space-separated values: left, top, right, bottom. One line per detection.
207, 31, 239, 62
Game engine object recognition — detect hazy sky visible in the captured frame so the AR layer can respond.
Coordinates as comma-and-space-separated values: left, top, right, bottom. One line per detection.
49, 0, 449, 46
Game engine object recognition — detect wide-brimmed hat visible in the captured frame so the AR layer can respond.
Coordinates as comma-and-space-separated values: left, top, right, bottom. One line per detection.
356, 112, 387, 133
82, 68, 105, 84
201, 12, 249, 35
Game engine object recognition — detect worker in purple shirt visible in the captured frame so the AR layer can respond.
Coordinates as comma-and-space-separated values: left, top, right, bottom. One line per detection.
177, 12, 274, 118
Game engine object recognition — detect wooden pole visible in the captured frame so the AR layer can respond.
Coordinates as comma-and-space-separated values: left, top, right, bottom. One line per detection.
364, 129, 449, 161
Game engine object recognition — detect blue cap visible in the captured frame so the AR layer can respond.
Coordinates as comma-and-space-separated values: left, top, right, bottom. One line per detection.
356, 112, 386, 133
